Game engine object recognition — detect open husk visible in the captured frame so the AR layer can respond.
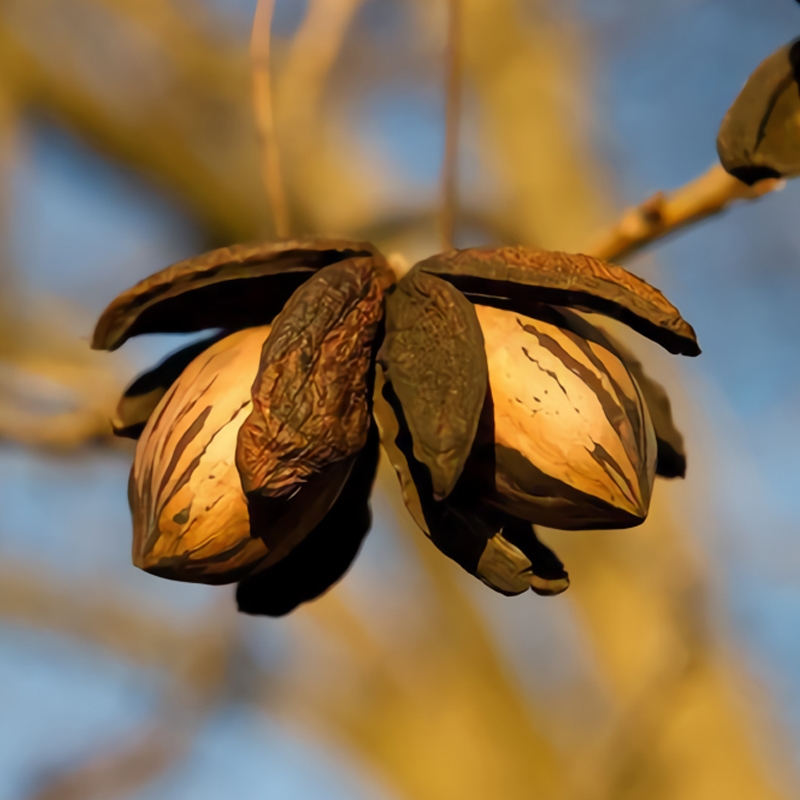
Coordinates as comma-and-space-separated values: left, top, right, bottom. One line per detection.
93, 239, 383, 350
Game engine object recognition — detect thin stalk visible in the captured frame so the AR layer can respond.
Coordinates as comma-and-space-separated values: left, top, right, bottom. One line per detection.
251, 0, 291, 239
587, 164, 782, 263
440, 0, 462, 251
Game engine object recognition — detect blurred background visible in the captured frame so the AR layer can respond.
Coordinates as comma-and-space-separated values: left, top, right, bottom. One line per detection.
1, 0, 800, 797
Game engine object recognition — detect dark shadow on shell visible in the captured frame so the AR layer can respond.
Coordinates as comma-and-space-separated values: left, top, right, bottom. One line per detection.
236, 426, 380, 616
113, 332, 226, 439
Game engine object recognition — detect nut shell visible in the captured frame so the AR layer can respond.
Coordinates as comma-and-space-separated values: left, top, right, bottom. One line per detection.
130, 326, 271, 583
476, 304, 657, 529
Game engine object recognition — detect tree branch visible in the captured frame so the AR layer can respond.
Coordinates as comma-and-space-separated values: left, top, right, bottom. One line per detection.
0, 6, 266, 244
0, 560, 232, 688
278, 0, 364, 134
27, 716, 194, 800
587, 164, 783, 263
251, 0, 291, 238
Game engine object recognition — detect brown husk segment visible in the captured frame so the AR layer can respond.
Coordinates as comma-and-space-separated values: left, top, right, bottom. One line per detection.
717, 38, 800, 185
380, 267, 488, 500
237, 255, 391, 501
92, 238, 384, 351
416, 247, 700, 356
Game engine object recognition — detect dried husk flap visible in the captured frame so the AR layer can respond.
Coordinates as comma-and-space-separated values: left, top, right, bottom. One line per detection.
480, 519, 569, 597
113, 333, 225, 439
236, 257, 391, 565
380, 267, 488, 500
93, 238, 383, 351
717, 38, 800, 185
416, 247, 700, 356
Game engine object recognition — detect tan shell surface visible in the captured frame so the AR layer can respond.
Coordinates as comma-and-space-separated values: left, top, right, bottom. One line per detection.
130, 326, 272, 583
476, 305, 657, 529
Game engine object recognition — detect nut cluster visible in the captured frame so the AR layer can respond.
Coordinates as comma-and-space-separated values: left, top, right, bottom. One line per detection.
93, 239, 698, 615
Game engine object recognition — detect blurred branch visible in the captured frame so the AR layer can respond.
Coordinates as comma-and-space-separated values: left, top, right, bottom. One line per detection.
0, 4, 266, 244
274, 0, 372, 235
0, 403, 114, 448
0, 560, 233, 692
0, 0, 374, 242
27, 715, 195, 800
251, 0, 290, 238
276, 460, 562, 800
461, 1, 793, 797
440, 0, 462, 251
88, 0, 228, 82
454, 0, 605, 250
0, 305, 127, 448
0, 86, 19, 292
278, 0, 365, 134
0, 92, 120, 448
587, 164, 783, 263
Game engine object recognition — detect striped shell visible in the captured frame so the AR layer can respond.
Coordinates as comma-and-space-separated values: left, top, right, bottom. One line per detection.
130, 326, 271, 583
476, 304, 657, 529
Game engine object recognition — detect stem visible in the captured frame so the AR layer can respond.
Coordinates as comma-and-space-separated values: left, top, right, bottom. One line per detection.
440, 0, 462, 252
251, 0, 291, 239
587, 164, 782, 263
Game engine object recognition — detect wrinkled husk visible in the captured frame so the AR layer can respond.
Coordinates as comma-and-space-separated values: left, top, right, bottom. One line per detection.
475, 304, 657, 529
236, 257, 392, 567
236, 424, 380, 616
380, 266, 487, 500
717, 38, 800, 185
130, 326, 271, 584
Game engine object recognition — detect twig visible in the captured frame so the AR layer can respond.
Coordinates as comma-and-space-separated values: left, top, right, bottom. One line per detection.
278, 0, 364, 133
251, 0, 291, 239
587, 164, 783, 263
0, 560, 231, 685
28, 717, 193, 800
439, 0, 462, 251
0, 87, 18, 291
0, 13, 262, 244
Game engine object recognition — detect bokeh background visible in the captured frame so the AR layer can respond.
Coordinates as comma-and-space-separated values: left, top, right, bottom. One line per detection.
1, 0, 800, 797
